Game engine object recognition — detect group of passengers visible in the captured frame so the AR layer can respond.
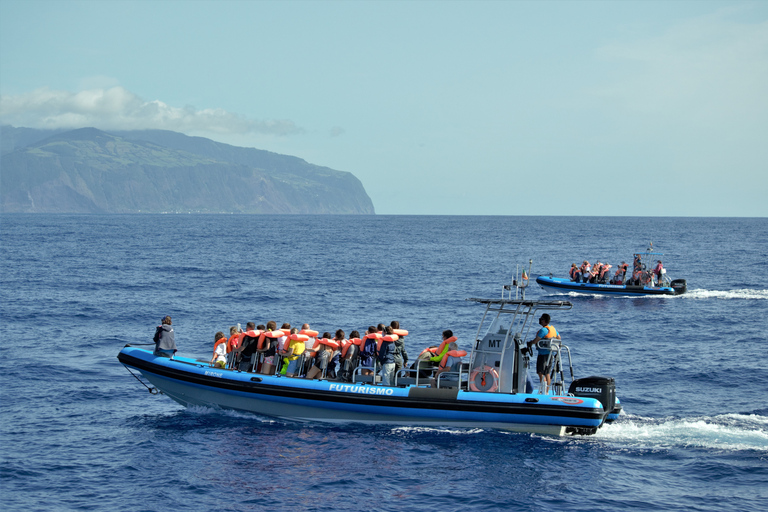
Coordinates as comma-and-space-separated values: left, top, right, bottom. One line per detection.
209, 321, 466, 388
569, 260, 624, 284
569, 257, 665, 287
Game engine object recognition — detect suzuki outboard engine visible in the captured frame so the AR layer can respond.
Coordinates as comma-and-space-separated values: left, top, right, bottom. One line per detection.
569, 376, 616, 422
670, 279, 687, 295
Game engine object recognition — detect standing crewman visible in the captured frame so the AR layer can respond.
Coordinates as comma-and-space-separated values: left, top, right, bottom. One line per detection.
526, 314, 560, 394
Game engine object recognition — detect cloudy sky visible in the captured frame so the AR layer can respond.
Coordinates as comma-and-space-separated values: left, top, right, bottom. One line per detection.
1, 0, 766, 216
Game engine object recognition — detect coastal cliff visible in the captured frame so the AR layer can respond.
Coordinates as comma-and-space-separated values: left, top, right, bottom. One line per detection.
0, 126, 375, 214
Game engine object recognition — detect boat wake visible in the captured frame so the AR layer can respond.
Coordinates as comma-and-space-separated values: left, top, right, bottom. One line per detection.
391, 426, 486, 436
591, 413, 768, 452
682, 288, 768, 300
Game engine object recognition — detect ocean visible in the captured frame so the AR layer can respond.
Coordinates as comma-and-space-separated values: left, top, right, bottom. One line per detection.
1, 214, 766, 512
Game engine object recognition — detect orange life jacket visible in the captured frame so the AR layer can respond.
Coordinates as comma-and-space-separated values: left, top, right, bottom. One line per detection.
227, 333, 243, 352
435, 336, 457, 356
377, 334, 399, 351
257, 330, 282, 350
439, 349, 467, 369
213, 337, 227, 358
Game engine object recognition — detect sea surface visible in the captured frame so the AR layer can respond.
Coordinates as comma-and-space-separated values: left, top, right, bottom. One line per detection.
1, 214, 767, 512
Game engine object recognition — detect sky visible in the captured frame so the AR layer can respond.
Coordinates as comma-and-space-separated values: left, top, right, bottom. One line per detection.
1, 0, 766, 216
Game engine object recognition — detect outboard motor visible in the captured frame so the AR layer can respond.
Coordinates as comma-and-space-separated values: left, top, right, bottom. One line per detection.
569, 376, 616, 421
670, 279, 687, 295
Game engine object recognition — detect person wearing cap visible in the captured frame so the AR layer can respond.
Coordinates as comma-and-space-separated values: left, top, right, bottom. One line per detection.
525, 314, 560, 394
153, 315, 177, 358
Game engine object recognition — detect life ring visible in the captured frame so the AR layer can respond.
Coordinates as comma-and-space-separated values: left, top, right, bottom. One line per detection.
469, 365, 499, 392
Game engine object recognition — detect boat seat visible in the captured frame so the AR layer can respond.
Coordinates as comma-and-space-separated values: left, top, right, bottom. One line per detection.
353, 374, 381, 384
352, 364, 380, 384
435, 364, 470, 389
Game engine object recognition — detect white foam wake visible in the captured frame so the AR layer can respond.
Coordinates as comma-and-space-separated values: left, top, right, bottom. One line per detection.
592, 413, 768, 452
682, 289, 768, 300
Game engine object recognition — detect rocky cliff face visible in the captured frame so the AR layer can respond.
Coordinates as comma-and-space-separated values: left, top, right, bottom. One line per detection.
0, 126, 375, 214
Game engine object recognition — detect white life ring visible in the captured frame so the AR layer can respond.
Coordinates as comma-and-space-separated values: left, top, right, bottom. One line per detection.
469, 365, 499, 392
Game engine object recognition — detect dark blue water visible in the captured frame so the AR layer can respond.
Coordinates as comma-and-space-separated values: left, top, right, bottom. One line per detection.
1, 215, 767, 512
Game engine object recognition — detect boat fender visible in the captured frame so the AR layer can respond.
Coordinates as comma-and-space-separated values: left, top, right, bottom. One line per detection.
469, 365, 499, 392
438, 349, 467, 369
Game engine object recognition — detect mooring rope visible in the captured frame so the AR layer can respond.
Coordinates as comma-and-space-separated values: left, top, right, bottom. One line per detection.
122, 363, 160, 394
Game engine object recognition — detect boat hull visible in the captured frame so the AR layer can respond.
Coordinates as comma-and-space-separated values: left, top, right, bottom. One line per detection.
119, 346, 610, 436
536, 276, 684, 296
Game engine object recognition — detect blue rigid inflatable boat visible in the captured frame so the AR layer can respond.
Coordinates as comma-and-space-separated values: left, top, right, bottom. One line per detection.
536, 275, 686, 296
119, 291, 621, 436
537, 247, 687, 297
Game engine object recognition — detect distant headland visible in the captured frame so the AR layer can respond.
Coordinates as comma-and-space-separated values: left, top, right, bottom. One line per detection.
0, 126, 375, 214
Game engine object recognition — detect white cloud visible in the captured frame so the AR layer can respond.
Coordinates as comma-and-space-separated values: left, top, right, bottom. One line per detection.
0, 86, 303, 136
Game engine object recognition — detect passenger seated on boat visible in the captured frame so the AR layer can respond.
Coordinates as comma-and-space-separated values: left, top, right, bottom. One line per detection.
281, 328, 308, 377
580, 261, 591, 283
611, 262, 628, 285
569, 263, 580, 282
234, 322, 262, 372
411, 346, 439, 379
153, 315, 176, 358
598, 263, 612, 283
339, 331, 361, 382
258, 321, 281, 375
225, 326, 242, 368
628, 254, 643, 285
526, 314, 560, 394
329, 330, 348, 378
305, 335, 338, 380
589, 261, 603, 283
210, 331, 228, 368
390, 321, 409, 377
429, 330, 458, 366
274, 323, 292, 374
431, 346, 467, 388
358, 327, 380, 377
377, 327, 398, 386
